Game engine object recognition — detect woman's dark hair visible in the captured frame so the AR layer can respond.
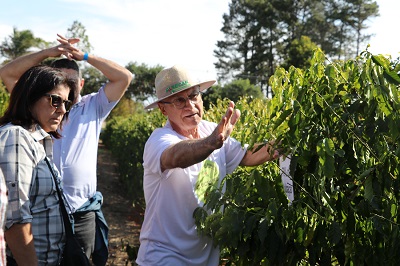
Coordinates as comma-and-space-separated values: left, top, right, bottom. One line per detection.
0, 65, 76, 138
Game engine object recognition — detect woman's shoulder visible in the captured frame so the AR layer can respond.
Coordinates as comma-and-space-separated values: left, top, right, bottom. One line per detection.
0, 123, 37, 145
0, 123, 28, 135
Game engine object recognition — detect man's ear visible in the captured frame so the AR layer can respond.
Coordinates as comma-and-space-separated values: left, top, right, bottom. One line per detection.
158, 103, 167, 115
80, 78, 85, 88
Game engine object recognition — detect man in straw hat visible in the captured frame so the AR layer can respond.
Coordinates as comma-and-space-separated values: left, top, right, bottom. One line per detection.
136, 65, 280, 266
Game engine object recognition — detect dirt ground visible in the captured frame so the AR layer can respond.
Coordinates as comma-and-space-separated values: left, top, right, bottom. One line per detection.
96, 141, 143, 266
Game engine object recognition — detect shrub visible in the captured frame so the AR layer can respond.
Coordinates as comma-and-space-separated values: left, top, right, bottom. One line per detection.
195, 49, 400, 265
101, 110, 164, 204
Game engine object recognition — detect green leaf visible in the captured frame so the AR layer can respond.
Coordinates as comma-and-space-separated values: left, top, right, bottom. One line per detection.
243, 214, 258, 237
383, 70, 400, 84
372, 54, 400, 84
391, 203, 397, 217
258, 218, 268, 245
328, 221, 341, 245
273, 109, 292, 130
296, 227, 304, 243
325, 65, 336, 78
358, 168, 374, 179
371, 55, 390, 70
364, 175, 373, 202
317, 138, 335, 178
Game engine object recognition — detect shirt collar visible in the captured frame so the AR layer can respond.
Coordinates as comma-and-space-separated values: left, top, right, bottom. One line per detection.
71, 94, 84, 109
30, 124, 50, 141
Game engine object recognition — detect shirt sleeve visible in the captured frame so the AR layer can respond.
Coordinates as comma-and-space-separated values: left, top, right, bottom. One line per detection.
143, 128, 182, 177
224, 137, 247, 174
96, 86, 120, 120
0, 127, 38, 228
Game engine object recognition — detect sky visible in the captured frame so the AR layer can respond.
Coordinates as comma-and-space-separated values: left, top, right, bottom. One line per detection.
0, 0, 398, 84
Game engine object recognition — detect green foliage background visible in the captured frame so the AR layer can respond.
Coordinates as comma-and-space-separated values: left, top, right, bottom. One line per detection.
102, 49, 400, 265
195, 49, 400, 265
101, 110, 165, 205
0, 82, 9, 116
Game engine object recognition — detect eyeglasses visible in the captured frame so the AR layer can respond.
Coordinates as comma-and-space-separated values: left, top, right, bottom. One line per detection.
44, 93, 73, 112
160, 88, 201, 109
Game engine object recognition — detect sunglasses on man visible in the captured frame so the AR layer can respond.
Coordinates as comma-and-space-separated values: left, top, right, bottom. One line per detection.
44, 93, 73, 112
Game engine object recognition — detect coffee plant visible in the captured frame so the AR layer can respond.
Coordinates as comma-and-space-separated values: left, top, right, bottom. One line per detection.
194, 48, 400, 265
103, 48, 400, 265
0, 83, 9, 116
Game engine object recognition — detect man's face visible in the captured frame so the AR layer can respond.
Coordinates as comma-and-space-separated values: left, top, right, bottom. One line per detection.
159, 86, 203, 136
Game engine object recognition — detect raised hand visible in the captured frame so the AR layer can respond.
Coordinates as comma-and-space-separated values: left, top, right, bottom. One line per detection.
212, 101, 241, 148
56, 34, 81, 60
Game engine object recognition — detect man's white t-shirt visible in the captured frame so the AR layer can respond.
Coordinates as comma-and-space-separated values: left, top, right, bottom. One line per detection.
136, 120, 247, 266
53, 87, 118, 211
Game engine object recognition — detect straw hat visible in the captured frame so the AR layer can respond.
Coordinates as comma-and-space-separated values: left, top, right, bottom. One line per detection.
145, 65, 216, 110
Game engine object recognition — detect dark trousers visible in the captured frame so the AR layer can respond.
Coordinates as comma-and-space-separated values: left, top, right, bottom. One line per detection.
73, 211, 96, 261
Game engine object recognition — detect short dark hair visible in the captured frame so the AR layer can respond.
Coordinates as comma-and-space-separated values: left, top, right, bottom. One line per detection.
0, 65, 76, 138
51, 58, 81, 78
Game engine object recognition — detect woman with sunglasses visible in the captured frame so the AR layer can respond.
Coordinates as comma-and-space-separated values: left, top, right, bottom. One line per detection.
0, 65, 75, 265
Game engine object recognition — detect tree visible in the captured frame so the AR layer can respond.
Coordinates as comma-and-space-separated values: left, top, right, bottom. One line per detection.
64, 21, 102, 95
0, 27, 48, 64
281, 36, 319, 70
346, 0, 379, 55
214, 0, 287, 96
317, 0, 378, 60
214, 0, 379, 95
125, 62, 163, 102
108, 97, 144, 119
202, 79, 263, 109
65, 20, 93, 53
81, 67, 108, 95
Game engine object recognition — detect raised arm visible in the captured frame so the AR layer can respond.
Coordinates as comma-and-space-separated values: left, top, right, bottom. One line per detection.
0, 40, 78, 92
160, 100, 280, 171
160, 101, 240, 171
86, 55, 133, 102
57, 35, 133, 102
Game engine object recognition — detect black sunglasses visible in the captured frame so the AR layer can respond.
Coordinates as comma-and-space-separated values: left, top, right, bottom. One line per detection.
44, 93, 73, 112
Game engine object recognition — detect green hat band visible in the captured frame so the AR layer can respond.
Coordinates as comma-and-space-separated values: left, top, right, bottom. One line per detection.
165, 80, 191, 94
